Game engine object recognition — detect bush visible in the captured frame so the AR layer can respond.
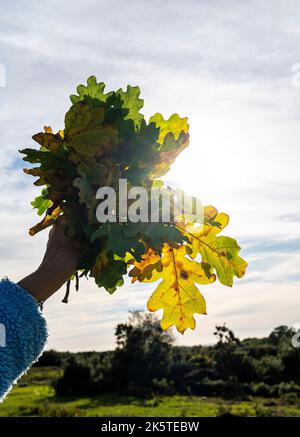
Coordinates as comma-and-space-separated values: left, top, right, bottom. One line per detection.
250, 382, 275, 397
35, 350, 63, 367
55, 360, 95, 396
279, 393, 298, 406
278, 382, 300, 396
151, 378, 176, 395
195, 378, 245, 398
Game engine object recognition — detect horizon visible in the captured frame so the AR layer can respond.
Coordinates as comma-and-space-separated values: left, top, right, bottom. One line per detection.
41, 322, 297, 353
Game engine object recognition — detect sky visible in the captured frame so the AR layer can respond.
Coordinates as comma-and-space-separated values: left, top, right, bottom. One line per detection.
0, 0, 299, 351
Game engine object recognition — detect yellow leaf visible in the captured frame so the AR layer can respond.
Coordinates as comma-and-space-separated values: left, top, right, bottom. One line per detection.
29, 206, 61, 236
133, 244, 215, 334
149, 113, 189, 144
44, 126, 53, 133
177, 207, 247, 287
129, 248, 162, 283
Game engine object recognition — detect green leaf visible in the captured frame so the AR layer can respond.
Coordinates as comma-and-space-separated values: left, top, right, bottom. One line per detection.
70, 76, 112, 104
91, 223, 145, 259
64, 102, 91, 138
31, 188, 52, 216
91, 252, 127, 293
116, 85, 144, 129
73, 171, 95, 209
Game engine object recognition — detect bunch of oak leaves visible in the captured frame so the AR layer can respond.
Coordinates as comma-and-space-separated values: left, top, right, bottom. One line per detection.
20, 76, 247, 333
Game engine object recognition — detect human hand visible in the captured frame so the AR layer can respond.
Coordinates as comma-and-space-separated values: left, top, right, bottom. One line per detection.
18, 220, 80, 303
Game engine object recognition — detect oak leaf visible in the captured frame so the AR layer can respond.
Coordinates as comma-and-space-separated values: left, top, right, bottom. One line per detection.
131, 244, 215, 333
177, 207, 247, 287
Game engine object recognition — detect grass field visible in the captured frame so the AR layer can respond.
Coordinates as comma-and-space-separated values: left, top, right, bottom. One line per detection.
0, 367, 299, 417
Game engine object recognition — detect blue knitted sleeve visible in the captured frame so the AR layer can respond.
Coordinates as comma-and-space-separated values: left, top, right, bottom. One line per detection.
0, 278, 48, 402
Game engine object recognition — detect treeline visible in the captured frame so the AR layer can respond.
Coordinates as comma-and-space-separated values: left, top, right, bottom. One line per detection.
36, 313, 300, 400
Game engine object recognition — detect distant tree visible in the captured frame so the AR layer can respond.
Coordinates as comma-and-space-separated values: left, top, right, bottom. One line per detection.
268, 326, 296, 347
213, 325, 241, 381
112, 311, 174, 395
214, 324, 240, 345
